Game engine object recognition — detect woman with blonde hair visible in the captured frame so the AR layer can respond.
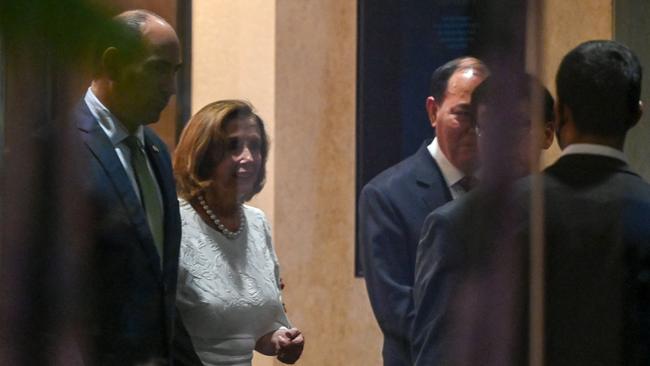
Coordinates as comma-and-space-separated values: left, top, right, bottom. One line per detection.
174, 100, 304, 365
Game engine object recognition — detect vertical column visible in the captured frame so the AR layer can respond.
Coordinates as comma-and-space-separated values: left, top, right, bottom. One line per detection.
275, 1, 382, 365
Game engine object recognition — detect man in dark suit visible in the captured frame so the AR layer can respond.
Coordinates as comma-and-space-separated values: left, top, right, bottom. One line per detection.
537, 39, 650, 366
411, 74, 555, 366
358, 57, 488, 365
74, 10, 198, 365
414, 40, 650, 366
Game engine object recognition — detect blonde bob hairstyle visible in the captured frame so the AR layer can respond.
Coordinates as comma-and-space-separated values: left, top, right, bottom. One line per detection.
173, 100, 269, 202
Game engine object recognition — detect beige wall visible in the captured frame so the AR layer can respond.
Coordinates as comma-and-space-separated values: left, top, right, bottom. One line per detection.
539, 0, 613, 167
191, 1, 614, 365
273, 0, 383, 365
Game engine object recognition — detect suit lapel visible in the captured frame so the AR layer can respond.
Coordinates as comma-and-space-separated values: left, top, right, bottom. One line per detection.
77, 103, 163, 280
143, 129, 177, 283
413, 142, 453, 210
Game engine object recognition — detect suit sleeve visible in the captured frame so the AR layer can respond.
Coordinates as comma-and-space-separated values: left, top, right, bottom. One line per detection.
412, 211, 464, 366
358, 183, 415, 346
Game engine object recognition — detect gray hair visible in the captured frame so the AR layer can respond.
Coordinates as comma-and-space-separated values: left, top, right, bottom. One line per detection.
113, 9, 170, 39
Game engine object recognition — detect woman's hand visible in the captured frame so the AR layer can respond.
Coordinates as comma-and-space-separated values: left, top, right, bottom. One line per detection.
256, 327, 304, 364
274, 327, 304, 364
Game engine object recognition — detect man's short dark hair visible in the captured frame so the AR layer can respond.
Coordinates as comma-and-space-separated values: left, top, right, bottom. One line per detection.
429, 57, 487, 102
556, 40, 642, 137
471, 74, 555, 125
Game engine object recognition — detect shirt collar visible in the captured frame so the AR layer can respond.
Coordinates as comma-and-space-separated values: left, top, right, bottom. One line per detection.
84, 87, 145, 147
561, 143, 628, 163
428, 137, 465, 188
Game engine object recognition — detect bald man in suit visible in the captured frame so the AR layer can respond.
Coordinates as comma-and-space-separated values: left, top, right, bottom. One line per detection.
358, 57, 488, 365
73, 10, 199, 365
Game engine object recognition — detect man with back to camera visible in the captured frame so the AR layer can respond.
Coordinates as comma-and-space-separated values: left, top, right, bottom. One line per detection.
73, 9, 199, 365
411, 74, 555, 366
530, 40, 650, 365
358, 57, 488, 365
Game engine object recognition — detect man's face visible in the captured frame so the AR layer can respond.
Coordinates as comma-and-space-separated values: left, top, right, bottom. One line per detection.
476, 99, 554, 174
113, 19, 181, 127
428, 68, 486, 174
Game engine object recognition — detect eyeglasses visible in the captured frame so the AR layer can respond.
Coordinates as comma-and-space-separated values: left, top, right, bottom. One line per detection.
474, 119, 533, 138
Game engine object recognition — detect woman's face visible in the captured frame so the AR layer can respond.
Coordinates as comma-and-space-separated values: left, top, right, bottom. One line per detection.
211, 117, 263, 201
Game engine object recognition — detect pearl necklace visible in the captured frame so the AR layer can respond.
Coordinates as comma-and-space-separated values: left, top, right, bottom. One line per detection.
197, 195, 245, 239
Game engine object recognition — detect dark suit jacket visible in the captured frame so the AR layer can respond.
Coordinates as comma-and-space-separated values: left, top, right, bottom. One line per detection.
358, 141, 451, 366
540, 154, 650, 366
412, 184, 526, 366
75, 101, 183, 365
413, 153, 650, 366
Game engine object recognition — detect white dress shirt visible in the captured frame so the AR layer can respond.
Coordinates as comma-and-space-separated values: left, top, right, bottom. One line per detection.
427, 137, 468, 199
561, 143, 628, 163
84, 87, 164, 209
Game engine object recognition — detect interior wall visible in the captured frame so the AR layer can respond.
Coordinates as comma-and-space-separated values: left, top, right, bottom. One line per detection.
539, 0, 613, 167
274, 1, 383, 365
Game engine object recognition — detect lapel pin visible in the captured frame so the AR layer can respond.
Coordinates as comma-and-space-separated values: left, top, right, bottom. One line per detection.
152, 145, 160, 153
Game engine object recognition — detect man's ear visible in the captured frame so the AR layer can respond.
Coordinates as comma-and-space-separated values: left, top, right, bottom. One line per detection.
426, 96, 438, 128
101, 47, 122, 81
555, 102, 575, 149
631, 100, 643, 128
